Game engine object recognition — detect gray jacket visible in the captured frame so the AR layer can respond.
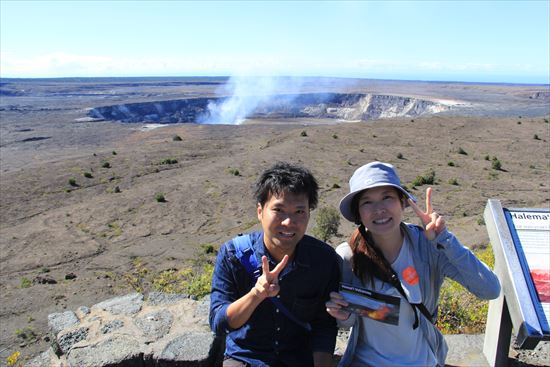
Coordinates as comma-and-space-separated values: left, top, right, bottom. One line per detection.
336, 224, 501, 367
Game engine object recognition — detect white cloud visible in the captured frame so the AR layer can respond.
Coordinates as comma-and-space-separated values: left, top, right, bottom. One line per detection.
0, 51, 313, 77
0, 51, 546, 81
0, 52, 229, 77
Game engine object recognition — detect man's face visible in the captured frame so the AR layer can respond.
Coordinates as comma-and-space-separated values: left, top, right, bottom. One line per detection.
257, 190, 310, 259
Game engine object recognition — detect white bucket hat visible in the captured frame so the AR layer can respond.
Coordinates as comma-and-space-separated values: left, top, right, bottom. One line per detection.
339, 161, 416, 223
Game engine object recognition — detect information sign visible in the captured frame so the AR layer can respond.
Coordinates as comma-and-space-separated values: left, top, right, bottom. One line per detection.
483, 200, 549, 367
505, 209, 550, 333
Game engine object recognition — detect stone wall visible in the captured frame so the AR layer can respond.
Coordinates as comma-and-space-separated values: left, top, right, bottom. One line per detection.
27, 292, 225, 367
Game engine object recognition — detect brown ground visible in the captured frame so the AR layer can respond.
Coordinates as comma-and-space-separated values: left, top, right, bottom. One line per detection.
0, 78, 549, 364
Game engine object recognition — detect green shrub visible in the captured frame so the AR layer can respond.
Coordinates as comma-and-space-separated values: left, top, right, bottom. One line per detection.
411, 169, 436, 187
448, 178, 459, 186
457, 147, 468, 155
155, 193, 166, 202
107, 222, 122, 237
484, 155, 490, 161
83, 172, 93, 178
300, 130, 308, 137
491, 157, 502, 170
151, 263, 214, 298
15, 326, 37, 342
172, 135, 183, 141
312, 207, 340, 242
332, 134, 338, 139
112, 151, 117, 155
122, 256, 215, 299
397, 152, 404, 159
332, 183, 341, 189
228, 168, 240, 176
68, 178, 78, 187
447, 161, 455, 167
20, 277, 31, 288
102, 162, 111, 168
533, 134, 540, 140
186, 263, 215, 298
114, 186, 121, 193
436, 245, 494, 334
200, 243, 216, 254
160, 158, 178, 165
120, 257, 149, 293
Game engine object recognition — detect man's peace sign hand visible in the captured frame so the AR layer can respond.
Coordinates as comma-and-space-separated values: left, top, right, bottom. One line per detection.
253, 255, 289, 300
408, 187, 446, 241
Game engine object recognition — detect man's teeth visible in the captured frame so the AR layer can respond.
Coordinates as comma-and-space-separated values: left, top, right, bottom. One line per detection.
373, 218, 391, 224
280, 232, 295, 237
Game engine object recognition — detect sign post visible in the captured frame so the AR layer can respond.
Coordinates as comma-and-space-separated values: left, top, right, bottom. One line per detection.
483, 199, 550, 366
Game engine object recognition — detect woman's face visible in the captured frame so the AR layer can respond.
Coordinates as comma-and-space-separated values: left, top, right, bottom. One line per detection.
357, 186, 405, 237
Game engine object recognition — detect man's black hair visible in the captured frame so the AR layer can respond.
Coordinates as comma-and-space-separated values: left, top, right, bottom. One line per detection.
254, 162, 319, 210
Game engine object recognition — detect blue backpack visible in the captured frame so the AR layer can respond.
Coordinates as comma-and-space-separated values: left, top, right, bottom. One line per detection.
232, 234, 312, 332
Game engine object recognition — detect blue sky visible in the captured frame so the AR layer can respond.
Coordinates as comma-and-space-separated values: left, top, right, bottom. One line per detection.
1, 0, 549, 83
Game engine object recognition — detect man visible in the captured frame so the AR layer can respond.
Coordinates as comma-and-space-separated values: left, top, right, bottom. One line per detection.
209, 162, 340, 367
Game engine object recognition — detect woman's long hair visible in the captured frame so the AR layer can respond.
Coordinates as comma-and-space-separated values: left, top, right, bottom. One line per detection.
349, 189, 406, 286
349, 225, 393, 287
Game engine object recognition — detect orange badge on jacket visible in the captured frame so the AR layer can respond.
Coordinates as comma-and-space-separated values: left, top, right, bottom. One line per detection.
402, 266, 419, 285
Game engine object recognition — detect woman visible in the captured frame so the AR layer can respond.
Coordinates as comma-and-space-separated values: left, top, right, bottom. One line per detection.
326, 161, 500, 367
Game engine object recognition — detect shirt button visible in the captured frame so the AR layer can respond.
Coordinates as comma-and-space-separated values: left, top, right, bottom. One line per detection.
276, 295, 280, 299
276, 309, 280, 313
275, 341, 279, 345
277, 327, 281, 331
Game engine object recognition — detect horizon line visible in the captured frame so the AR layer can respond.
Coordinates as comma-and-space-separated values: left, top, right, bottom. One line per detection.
1, 75, 549, 87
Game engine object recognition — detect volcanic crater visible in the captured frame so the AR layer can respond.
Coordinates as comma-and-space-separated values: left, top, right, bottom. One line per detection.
87, 93, 454, 124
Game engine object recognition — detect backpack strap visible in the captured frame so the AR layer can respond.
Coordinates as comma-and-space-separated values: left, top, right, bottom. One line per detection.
232, 234, 311, 332
233, 234, 261, 279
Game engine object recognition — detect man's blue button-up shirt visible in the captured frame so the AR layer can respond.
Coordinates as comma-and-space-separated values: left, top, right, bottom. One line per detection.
209, 231, 340, 367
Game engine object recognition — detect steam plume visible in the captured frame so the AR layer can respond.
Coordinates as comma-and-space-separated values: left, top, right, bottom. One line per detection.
197, 75, 305, 125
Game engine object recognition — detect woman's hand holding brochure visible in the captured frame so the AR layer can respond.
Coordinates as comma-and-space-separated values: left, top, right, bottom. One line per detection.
327, 283, 401, 325
325, 291, 352, 320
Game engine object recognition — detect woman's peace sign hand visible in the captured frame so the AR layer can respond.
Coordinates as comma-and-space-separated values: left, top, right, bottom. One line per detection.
408, 187, 446, 241
253, 255, 288, 300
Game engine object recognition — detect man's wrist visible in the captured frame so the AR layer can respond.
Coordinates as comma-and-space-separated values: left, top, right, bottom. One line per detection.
249, 287, 266, 302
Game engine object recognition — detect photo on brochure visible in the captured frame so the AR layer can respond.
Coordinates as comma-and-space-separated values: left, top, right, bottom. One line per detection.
339, 283, 400, 325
